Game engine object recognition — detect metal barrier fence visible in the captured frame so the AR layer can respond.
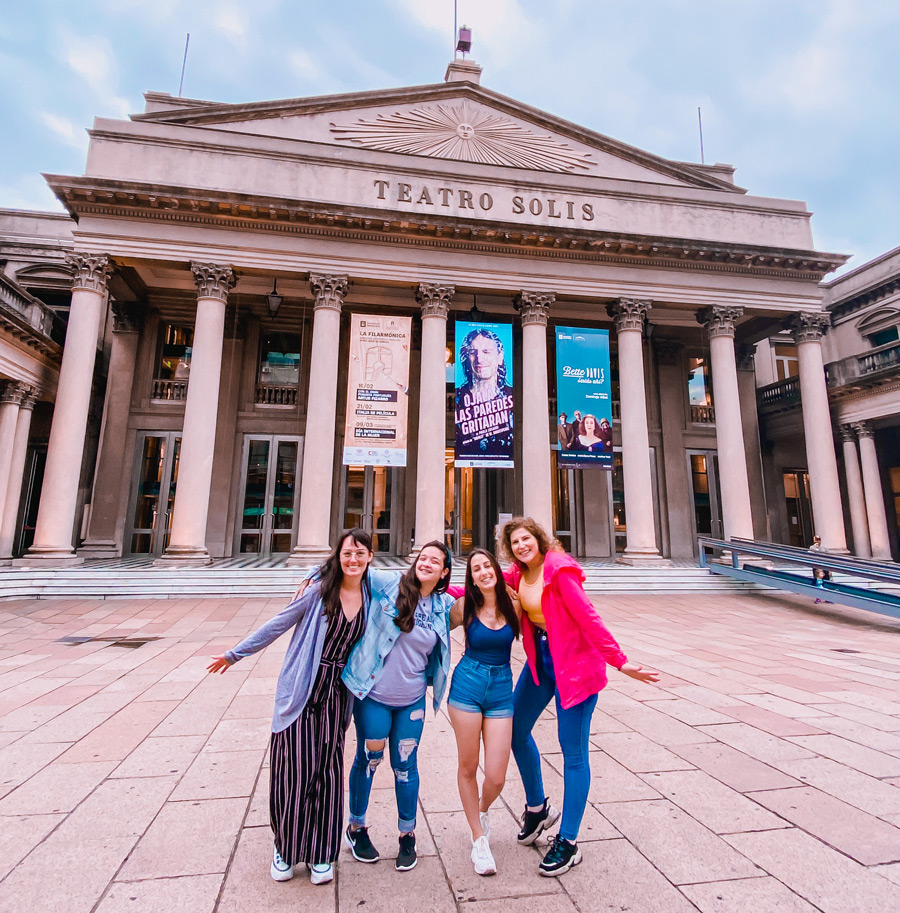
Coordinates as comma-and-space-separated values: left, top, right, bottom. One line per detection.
698, 536, 900, 621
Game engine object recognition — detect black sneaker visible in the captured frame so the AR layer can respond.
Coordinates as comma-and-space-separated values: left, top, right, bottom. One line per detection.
517, 799, 561, 846
345, 825, 380, 863
395, 833, 417, 871
539, 834, 583, 877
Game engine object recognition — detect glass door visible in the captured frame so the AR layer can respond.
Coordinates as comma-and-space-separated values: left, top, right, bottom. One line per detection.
236, 436, 302, 555
687, 450, 723, 544
341, 465, 397, 555
126, 432, 181, 556
783, 469, 813, 547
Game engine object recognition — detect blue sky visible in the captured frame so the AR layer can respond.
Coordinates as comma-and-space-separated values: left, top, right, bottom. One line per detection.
1, 0, 898, 274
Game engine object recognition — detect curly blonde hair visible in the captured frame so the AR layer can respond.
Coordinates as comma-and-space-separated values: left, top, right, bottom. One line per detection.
499, 516, 556, 568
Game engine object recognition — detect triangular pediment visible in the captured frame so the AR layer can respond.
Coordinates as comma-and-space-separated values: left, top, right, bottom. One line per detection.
135, 83, 739, 191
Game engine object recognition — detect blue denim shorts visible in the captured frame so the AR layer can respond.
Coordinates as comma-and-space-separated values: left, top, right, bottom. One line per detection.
448, 654, 514, 718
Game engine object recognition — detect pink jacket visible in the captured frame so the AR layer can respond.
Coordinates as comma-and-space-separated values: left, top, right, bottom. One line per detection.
505, 550, 627, 709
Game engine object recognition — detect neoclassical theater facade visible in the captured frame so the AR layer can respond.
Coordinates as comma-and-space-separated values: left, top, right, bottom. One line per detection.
0, 59, 864, 566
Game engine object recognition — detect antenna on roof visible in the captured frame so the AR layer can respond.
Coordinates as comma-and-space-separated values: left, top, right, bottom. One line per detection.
453, 1, 472, 58
697, 106, 705, 165
178, 33, 190, 97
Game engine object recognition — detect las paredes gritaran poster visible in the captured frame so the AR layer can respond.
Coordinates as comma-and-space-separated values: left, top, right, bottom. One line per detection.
342, 314, 412, 466
454, 320, 514, 468
555, 326, 613, 469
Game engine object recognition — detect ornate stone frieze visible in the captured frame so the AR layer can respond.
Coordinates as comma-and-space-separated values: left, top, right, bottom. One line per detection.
607, 298, 651, 332
736, 343, 757, 372
66, 253, 112, 293
698, 305, 744, 338
786, 312, 830, 344
191, 263, 237, 302
0, 380, 36, 406
852, 420, 874, 438
309, 274, 349, 312
516, 292, 555, 326
415, 284, 455, 319
652, 337, 682, 366
111, 302, 144, 334
331, 102, 594, 174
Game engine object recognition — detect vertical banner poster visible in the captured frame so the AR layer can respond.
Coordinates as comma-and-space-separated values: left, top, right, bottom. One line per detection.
454, 321, 515, 468
555, 326, 613, 469
342, 314, 412, 466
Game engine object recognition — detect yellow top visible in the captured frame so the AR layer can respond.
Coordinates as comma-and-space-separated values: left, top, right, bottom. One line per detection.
518, 572, 545, 627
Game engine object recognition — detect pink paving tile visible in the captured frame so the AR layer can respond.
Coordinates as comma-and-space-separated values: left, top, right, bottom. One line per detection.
0, 813, 65, 880
0, 759, 117, 815
787, 734, 900, 778
592, 731, 696, 773
717, 705, 826, 737
97, 875, 223, 913
681, 876, 824, 913
671, 741, 801, 793
697, 723, 815, 764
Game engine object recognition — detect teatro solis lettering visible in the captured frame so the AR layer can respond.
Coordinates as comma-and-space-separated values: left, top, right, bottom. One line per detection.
373, 180, 595, 222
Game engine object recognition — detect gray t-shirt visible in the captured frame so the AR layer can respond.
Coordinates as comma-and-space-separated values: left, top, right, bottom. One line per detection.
368, 597, 438, 707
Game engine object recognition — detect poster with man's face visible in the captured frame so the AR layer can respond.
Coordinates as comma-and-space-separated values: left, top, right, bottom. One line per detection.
454, 321, 514, 468
555, 326, 613, 469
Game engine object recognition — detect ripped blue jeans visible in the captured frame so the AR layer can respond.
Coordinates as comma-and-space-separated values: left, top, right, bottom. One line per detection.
349, 694, 426, 833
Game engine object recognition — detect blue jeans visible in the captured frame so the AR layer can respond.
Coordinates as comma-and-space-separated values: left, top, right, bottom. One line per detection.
447, 654, 514, 718
511, 631, 598, 841
349, 694, 426, 833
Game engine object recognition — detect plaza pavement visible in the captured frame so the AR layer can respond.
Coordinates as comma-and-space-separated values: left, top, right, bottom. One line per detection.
1, 590, 899, 913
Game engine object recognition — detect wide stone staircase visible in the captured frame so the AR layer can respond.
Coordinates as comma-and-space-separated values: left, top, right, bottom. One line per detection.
0, 556, 766, 600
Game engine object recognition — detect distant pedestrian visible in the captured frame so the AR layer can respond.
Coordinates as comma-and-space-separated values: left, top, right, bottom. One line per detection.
809, 534, 831, 604
207, 528, 374, 886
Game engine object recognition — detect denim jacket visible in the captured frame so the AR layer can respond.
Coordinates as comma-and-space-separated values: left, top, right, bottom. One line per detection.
341, 568, 455, 711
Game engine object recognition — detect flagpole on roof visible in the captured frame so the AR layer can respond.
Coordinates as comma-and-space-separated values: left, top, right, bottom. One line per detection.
178, 33, 190, 98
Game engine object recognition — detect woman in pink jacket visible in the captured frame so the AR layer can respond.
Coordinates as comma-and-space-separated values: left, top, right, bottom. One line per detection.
500, 517, 659, 877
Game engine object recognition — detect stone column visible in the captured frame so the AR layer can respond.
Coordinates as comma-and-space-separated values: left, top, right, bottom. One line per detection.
409, 283, 454, 553
840, 424, 871, 558
79, 303, 144, 557
736, 344, 770, 541
607, 298, 664, 563
157, 263, 236, 566
0, 385, 36, 562
516, 291, 555, 534
16, 254, 112, 565
0, 384, 23, 517
698, 306, 754, 540
790, 313, 847, 552
854, 421, 891, 560
288, 275, 349, 565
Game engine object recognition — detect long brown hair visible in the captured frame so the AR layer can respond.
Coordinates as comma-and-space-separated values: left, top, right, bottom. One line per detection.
463, 549, 519, 640
499, 516, 553, 569
317, 528, 373, 620
395, 540, 452, 633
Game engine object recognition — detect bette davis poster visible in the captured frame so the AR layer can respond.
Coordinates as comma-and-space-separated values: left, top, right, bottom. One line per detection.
454, 321, 514, 468
342, 313, 412, 466
555, 326, 613, 469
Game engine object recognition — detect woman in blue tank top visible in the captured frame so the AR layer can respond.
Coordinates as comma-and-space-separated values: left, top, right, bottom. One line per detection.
448, 548, 520, 876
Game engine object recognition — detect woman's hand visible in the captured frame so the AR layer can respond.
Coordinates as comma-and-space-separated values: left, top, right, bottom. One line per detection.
619, 661, 660, 684
207, 655, 232, 674
506, 585, 521, 615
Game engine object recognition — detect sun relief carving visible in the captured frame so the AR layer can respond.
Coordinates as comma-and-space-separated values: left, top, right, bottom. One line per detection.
330, 102, 594, 173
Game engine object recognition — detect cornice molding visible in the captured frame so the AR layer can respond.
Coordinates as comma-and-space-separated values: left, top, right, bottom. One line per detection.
46, 179, 846, 282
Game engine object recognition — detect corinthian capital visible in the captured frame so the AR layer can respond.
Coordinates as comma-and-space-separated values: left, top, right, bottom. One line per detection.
607, 298, 651, 333
309, 274, 349, 312
0, 380, 36, 406
698, 305, 744, 338
66, 253, 112, 293
852, 420, 874, 439
516, 291, 554, 326
191, 263, 237, 302
416, 283, 454, 318
111, 302, 144, 334
839, 423, 857, 443
786, 312, 830, 344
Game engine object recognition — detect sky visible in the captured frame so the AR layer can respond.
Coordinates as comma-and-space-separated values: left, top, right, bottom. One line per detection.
1, 0, 898, 275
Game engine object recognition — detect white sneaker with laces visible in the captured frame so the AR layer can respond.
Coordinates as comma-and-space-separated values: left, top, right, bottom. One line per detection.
471, 835, 497, 876
270, 846, 293, 881
310, 863, 334, 885
480, 811, 491, 841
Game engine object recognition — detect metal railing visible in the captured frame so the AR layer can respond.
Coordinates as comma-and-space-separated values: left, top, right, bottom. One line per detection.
698, 536, 900, 619
255, 383, 298, 406
151, 378, 188, 401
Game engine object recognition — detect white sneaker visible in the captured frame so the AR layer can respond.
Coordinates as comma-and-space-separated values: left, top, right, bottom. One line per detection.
471, 835, 497, 876
480, 811, 491, 841
270, 846, 293, 881
310, 863, 334, 885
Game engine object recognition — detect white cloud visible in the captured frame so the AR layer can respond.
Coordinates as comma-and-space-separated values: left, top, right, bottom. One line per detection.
57, 28, 136, 118
214, 3, 248, 43
0, 174, 68, 213
39, 112, 89, 151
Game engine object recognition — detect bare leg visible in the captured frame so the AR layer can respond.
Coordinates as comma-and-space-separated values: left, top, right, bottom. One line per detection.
450, 705, 486, 840
480, 717, 512, 812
